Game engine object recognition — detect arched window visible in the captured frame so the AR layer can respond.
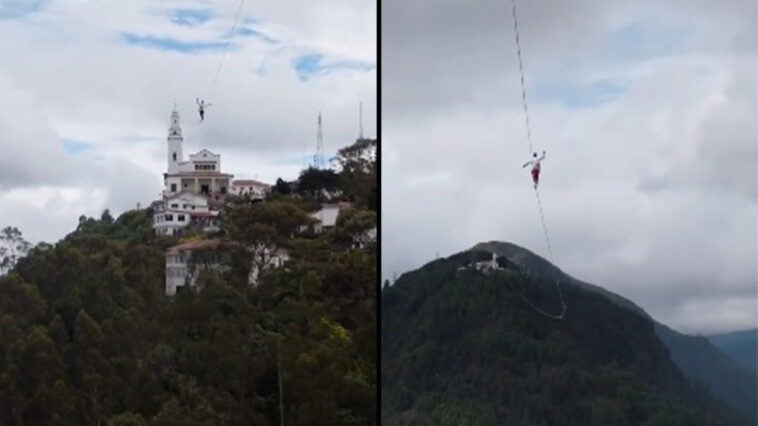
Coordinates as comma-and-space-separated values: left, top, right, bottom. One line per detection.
173, 152, 177, 161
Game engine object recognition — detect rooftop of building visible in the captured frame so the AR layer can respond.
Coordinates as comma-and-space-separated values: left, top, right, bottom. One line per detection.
232, 179, 271, 187
165, 239, 224, 255
165, 171, 234, 178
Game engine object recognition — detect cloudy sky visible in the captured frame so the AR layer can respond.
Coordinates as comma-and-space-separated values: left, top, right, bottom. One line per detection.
382, 0, 757, 334
0, 0, 375, 244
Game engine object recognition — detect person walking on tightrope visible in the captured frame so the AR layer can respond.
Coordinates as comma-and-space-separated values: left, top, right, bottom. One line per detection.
523, 150, 546, 189
196, 98, 212, 122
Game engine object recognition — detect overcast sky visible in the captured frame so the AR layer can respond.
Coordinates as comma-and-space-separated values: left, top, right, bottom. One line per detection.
382, 0, 757, 334
0, 0, 375, 244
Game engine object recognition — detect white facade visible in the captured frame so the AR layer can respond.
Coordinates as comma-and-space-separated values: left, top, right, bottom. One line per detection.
165, 248, 190, 295
163, 171, 233, 198
154, 107, 235, 237
153, 192, 219, 236
165, 110, 221, 177
165, 239, 225, 295
308, 202, 353, 233
161, 109, 233, 199
165, 240, 289, 295
189, 149, 221, 171
164, 193, 210, 212
474, 253, 501, 272
167, 109, 184, 174
230, 179, 271, 199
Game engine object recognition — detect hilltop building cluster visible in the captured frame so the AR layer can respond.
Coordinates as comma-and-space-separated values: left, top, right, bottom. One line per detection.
153, 108, 281, 295
153, 108, 373, 296
457, 252, 504, 275
152, 108, 271, 238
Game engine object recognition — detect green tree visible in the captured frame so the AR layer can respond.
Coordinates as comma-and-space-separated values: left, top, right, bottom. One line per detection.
0, 151, 377, 426
297, 167, 341, 200
227, 200, 312, 285
0, 226, 32, 275
332, 139, 377, 211
333, 208, 377, 251
273, 178, 291, 195
101, 209, 114, 225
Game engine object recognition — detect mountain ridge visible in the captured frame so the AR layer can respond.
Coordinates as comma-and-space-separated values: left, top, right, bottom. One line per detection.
707, 329, 758, 373
382, 241, 755, 425
471, 240, 757, 422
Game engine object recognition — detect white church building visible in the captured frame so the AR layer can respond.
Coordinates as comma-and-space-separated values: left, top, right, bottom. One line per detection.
154, 107, 258, 236
163, 108, 234, 199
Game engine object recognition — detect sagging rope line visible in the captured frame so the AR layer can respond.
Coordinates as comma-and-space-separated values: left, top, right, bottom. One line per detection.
534, 186, 566, 318
534, 187, 553, 259
509, 0, 566, 320
515, 277, 566, 320
508, 188, 566, 320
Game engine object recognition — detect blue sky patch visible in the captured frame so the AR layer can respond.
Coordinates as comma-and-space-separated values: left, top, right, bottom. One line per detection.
602, 21, 689, 63
293, 54, 375, 81
235, 26, 277, 44
171, 8, 213, 27
121, 32, 230, 53
62, 139, 92, 156
0, 0, 46, 19
530, 77, 629, 108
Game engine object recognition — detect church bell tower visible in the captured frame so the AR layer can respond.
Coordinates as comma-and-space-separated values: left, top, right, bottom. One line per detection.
167, 106, 183, 173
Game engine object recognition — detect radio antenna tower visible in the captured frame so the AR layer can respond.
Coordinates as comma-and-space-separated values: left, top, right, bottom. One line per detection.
314, 111, 324, 169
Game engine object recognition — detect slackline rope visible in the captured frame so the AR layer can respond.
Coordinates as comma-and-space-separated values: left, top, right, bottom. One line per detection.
509, 0, 566, 320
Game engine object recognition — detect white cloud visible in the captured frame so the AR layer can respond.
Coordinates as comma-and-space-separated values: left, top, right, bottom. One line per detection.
382, 0, 757, 334
0, 0, 375, 244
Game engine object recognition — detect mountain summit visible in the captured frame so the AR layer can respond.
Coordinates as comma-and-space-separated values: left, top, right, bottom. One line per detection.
381, 241, 755, 426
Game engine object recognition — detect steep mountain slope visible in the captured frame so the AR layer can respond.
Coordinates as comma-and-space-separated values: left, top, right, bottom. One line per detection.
475, 241, 758, 422
707, 329, 757, 373
381, 245, 752, 426
655, 323, 757, 419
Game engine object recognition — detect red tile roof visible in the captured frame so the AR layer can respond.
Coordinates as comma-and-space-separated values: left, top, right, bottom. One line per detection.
165, 239, 223, 255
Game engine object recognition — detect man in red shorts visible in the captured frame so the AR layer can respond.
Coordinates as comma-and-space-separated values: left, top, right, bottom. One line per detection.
522, 150, 546, 189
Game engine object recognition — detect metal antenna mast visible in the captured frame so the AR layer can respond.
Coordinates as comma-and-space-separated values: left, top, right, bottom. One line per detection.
314, 111, 324, 169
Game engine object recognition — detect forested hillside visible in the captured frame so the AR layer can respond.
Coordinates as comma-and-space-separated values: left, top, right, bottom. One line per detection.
476, 241, 758, 423
0, 139, 377, 425
381, 248, 751, 426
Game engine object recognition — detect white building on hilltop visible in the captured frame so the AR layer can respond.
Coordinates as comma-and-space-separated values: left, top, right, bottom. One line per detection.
153, 192, 221, 236
163, 108, 234, 199
474, 253, 501, 272
153, 107, 234, 236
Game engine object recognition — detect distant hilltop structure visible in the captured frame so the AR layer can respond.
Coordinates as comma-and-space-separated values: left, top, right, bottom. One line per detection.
152, 107, 271, 237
